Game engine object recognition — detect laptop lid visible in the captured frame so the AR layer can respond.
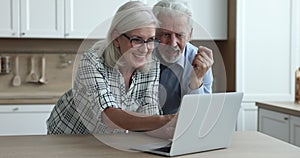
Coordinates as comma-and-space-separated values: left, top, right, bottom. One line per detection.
132, 92, 243, 156
170, 92, 243, 156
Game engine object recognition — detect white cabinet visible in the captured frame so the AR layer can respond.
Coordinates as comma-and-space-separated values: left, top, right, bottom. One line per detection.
0, 0, 64, 38
20, 0, 64, 38
290, 116, 300, 147
0, 0, 19, 37
258, 108, 289, 142
0, 0, 227, 39
147, 0, 228, 40
65, 0, 128, 39
258, 108, 300, 147
0, 104, 54, 136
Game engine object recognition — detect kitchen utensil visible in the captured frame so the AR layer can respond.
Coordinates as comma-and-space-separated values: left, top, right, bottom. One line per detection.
26, 56, 39, 82
12, 55, 21, 86
59, 54, 72, 68
1, 55, 11, 74
39, 55, 47, 84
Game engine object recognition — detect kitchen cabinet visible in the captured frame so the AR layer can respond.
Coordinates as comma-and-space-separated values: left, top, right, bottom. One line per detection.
65, 0, 128, 39
258, 108, 290, 142
257, 102, 300, 147
236, 0, 300, 131
0, 0, 227, 39
0, 0, 64, 38
147, 0, 228, 40
290, 115, 300, 147
0, 0, 18, 37
0, 104, 54, 136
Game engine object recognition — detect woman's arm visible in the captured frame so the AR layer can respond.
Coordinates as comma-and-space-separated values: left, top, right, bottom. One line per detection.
102, 107, 176, 132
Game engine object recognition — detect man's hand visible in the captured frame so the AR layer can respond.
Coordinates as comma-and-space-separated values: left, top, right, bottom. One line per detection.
190, 46, 214, 90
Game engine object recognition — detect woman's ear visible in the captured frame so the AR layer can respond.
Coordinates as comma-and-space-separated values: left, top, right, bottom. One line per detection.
112, 30, 121, 47
113, 38, 120, 48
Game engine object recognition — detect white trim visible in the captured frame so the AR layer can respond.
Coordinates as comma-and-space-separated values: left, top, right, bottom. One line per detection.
236, 0, 246, 93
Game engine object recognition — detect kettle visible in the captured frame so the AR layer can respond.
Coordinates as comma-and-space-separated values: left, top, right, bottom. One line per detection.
296, 67, 300, 103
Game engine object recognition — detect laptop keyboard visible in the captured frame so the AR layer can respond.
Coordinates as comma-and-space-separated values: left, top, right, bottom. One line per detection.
152, 143, 172, 153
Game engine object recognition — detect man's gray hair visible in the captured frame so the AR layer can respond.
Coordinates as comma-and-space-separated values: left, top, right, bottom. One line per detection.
152, 0, 193, 30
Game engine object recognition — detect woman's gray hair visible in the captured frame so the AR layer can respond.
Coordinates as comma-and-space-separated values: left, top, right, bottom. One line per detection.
92, 1, 158, 72
152, 0, 193, 30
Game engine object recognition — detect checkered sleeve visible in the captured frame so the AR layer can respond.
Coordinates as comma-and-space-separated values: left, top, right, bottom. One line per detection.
73, 51, 120, 111
69, 51, 123, 133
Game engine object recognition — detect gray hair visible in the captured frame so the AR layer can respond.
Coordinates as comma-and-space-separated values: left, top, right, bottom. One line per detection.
92, 1, 158, 71
152, 0, 193, 30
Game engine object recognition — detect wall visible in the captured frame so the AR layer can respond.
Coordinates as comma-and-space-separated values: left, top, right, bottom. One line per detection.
191, 0, 236, 92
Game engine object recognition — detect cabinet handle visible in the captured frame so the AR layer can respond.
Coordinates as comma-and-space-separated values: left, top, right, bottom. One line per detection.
12, 107, 19, 112
284, 117, 289, 120
21, 32, 25, 36
12, 32, 16, 36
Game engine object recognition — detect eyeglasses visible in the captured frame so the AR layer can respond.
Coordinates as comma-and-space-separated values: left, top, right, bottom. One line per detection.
122, 34, 159, 49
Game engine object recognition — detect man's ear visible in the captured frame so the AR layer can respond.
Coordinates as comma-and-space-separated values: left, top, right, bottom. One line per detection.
188, 27, 193, 41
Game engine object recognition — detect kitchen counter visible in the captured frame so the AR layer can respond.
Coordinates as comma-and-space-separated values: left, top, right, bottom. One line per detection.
0, 132, 299, 158
256, 102, 300, 117
0, 97, 59, 105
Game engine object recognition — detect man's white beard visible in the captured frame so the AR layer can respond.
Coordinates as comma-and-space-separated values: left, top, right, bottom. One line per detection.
159, 45, 183, 63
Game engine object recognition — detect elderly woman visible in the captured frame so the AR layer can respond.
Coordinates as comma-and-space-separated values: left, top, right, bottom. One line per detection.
47, 1, 176, 135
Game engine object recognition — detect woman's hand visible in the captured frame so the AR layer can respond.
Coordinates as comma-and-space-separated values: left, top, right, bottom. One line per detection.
145, 113, 178, 139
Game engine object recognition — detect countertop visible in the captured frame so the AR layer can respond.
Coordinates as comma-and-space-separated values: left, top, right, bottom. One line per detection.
256, 101, 300, 117
0, 132, 300, 158
0, 97, 59, 105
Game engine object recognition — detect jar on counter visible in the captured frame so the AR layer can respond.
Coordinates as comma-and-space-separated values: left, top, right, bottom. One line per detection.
1, 55, 11, 74
0, 56, 2, 73
295, 67, 300, 103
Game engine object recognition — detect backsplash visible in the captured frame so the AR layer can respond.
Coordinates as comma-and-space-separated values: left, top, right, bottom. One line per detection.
0, 53, 76, 99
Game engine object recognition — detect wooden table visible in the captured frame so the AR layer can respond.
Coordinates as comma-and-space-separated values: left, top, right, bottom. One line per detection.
0, 132, 300, 158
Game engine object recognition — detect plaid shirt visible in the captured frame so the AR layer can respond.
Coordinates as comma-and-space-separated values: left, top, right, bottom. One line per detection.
47, 49, 160, 134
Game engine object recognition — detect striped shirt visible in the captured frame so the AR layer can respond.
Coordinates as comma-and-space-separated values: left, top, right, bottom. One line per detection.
47, 49, 160, 134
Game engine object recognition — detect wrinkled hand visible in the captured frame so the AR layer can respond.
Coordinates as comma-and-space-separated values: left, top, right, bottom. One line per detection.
146, 113, 178, 139
190, 46, 214, 89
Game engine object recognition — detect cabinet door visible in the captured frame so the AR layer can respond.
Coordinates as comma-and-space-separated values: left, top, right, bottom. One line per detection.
290, 115, 300, 147
0, 105, 54, 136
65, 0, 128, 39
258, 108, 290, 142
0, 0, 19, 37
20, 0, 64, 38
146, 0, 228, 40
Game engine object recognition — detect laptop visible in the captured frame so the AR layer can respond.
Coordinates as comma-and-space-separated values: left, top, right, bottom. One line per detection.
132, 92, 243, 156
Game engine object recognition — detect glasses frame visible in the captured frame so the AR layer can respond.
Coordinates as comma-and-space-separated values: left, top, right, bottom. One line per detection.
122, 34, 159, 49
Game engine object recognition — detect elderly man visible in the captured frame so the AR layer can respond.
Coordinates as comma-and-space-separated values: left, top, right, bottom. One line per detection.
153, 0, 214, 114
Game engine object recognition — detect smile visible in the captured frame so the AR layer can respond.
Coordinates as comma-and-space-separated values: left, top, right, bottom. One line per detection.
133, 53, 147, 58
